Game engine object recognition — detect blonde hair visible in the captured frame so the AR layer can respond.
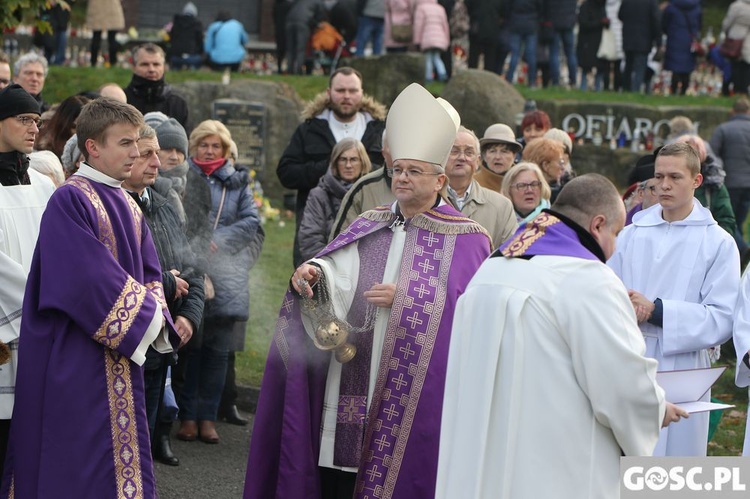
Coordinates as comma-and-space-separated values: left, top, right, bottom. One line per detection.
330, 138, 372, 179
188, 120, 233, 158
501, 162, 552, 202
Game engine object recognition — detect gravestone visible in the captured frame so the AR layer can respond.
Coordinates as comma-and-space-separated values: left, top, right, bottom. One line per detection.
213, 100, 267, 171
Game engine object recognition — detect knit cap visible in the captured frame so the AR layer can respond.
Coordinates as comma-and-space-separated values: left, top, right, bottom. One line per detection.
61, 133, 83, 174
0, 84, 41, 121
155, 118, 189, 157
143, 111, 170, 130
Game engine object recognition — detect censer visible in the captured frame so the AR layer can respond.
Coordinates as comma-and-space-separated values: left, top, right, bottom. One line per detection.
299, 272, 374, 364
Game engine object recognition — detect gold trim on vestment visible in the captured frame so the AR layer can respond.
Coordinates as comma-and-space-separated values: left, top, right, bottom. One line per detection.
501, 213, 561, 257
66, 176, 119, 260
145, 281, 168, 311
93, 277, 147, 350
124, 192, 143, 244
105, 349, 144, 499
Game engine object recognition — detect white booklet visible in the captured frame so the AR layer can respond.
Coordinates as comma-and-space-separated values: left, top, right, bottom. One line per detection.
656, 366, 734, 414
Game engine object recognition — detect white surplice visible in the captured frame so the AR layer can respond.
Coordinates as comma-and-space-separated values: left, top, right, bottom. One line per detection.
608, 199, 740, 456
0, 169, 55, 418
732, 271, 750, 456
437, 254, 665, 499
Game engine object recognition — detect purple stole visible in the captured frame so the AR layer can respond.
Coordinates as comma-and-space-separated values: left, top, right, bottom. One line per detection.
500, 212, 601, 261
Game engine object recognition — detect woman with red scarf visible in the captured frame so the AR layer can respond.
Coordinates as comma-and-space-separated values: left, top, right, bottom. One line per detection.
177, 120, 260, 444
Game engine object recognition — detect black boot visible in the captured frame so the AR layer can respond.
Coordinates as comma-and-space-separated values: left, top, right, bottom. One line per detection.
154, 433, 180, 466
221, 405, 248, 426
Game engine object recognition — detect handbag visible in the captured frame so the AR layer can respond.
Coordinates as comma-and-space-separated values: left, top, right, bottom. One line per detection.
388, 0, 414, 44
719, 37, 743, 60
597, 28, 617, 61
391, 23, 413, 43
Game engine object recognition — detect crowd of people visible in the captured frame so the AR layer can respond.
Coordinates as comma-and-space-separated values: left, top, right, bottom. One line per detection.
2, 20, 750, 499
6, 1, 748, 95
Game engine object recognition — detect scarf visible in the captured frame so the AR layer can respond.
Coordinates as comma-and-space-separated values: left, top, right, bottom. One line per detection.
160, 160, 189, 196
0, 151, 30, 186
192, 157, 226, 177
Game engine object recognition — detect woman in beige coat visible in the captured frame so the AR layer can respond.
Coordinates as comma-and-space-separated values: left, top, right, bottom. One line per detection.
86, 0, 125, 67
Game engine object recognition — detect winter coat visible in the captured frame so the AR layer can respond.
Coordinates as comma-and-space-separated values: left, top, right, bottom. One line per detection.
506, 0, 543, 35
710, 113, 750, 189
618, 0, 661, 53
578, 0, 608, 70
182, 167, 213, 275
545, 0, 578, 31
287, 0, 327, 27
413, 0, 451, 51
330, 167, 395, 238
447, 179, 518, 250
605, 0, 624, 60
189, 159, 260, 321
298, 172, 352, 261
694, 154, 736, 236
385, 0, 415, 48
135, 183, 205, 332
662, 0, 701, 74
277, 93, 386, 224
85, 0, 124, 31
723, 0, 750, 64
168, 13, 204, 59
124, 75, 191, 131
466, 0, 506, 42
205, 18, 249, 65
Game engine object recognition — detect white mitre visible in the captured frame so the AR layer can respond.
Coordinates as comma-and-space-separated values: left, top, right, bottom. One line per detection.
385, 83, 461, 168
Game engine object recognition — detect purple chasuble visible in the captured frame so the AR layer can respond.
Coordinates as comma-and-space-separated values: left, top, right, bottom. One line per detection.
499, 211, 602, 262
244, 204, 491, 499
1, 176, 176, 499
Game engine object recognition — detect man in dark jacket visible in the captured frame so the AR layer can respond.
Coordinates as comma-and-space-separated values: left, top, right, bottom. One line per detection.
167, 2, 204, 70
545, 0, 578, 86
711, 97, 750, 246
125, 43, 191, 131
277, 66, 386, 266
619, 0, 662, 93
123, 125, 205, 467
466, 0, 506, 73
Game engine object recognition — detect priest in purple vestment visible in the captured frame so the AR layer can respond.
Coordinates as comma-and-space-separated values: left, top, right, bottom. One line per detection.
1, 98, 180, 499
244, 84, 492, 499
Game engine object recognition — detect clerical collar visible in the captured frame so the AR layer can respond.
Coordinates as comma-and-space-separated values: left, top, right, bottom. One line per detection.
75, 162, 123, 188
389, 196, 444, 229
545, 209, 607, 262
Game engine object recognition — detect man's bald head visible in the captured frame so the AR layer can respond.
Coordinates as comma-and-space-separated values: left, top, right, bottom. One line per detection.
552, 174, 626, 259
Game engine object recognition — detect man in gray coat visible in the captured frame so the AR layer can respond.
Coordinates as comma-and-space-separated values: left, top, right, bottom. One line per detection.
711, 96, 750, 247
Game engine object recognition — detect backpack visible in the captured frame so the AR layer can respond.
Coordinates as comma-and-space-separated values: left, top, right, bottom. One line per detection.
449, 0, 470, 39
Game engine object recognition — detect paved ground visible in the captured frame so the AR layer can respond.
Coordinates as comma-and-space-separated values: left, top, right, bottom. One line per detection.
155, 411, 254, 499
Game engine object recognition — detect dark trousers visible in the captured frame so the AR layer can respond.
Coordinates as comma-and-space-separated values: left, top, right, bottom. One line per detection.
0, 419, 9, 479
219, 351, 238, 412
90, 30, 118, 67
671, 72, 690, 95
320, 467, 357, 499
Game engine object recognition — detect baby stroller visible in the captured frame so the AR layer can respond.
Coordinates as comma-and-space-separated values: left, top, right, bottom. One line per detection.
307, 22, 352, 74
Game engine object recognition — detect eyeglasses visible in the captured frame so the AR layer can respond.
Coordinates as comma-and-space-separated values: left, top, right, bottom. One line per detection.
387, 167, 443, 178
449, 147, 477, 159
337, 156, 361, 165
512, 181, 542, 191
14, 116, 42, 129
646, 185, 657, 194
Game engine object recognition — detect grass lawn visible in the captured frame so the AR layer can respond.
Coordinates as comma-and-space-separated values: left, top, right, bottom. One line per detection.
235, 215, 296, 387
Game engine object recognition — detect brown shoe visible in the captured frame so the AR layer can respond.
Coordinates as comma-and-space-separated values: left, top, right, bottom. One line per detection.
199, 420, 220, 444
176, 420, 198, 442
